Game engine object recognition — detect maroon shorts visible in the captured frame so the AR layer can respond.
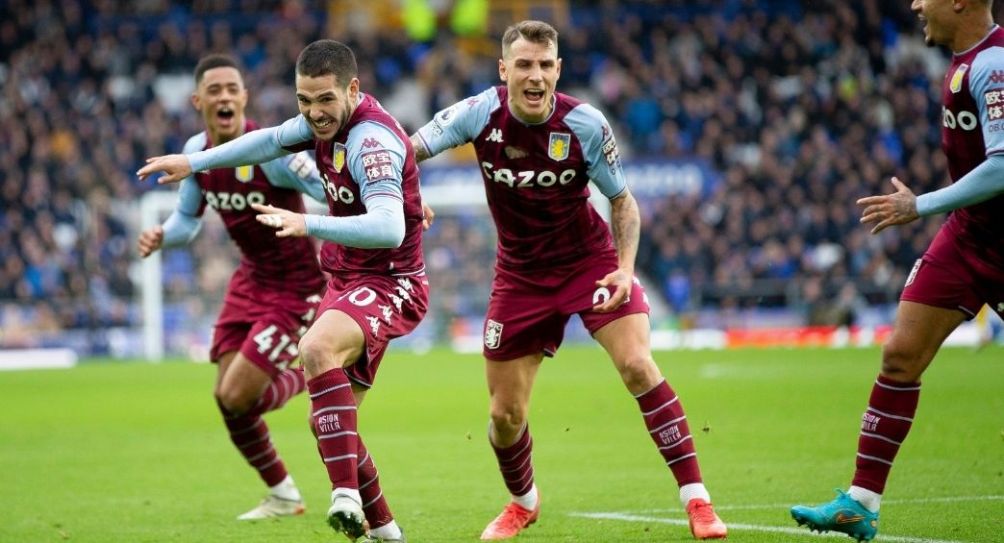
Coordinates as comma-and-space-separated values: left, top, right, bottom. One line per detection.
900, 224, 1004, 319
316, 272, 429, 387
212, 268, 323, 377
482, 255, 650, 361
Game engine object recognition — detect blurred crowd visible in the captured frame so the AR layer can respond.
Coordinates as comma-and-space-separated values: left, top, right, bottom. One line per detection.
0, 0, 969, 352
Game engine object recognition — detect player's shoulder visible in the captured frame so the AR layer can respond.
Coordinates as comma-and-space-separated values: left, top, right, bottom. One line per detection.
182, 132, 208, 154
969, 28, 1004, 69
560, 97, 611, 141
441, 86, 503, 123
347, 120, 406, 154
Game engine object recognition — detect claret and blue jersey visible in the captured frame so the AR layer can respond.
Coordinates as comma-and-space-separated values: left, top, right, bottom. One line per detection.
174, 119, 325, 291
416, 86, 627, 272
940, 25, 1004, 267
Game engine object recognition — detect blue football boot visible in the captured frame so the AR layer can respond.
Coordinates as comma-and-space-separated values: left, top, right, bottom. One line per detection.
791, 490, 879, 542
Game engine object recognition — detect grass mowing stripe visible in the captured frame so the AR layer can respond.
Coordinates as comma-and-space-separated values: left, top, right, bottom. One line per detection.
568, 512, 972, 543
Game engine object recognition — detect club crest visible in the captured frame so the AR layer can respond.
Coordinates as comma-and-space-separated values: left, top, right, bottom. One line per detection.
333, 143, 347, 173
548, 132, 571, 161
235, 165, 254, 183
484, 319, 504, 350
950, 63, 968, 94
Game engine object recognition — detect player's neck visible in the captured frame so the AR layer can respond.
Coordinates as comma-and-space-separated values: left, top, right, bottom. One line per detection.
950, 17, 995, 54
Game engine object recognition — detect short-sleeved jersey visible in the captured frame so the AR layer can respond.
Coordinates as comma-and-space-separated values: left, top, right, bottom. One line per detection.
941, 25, 1004, 269
186, 120, 324, 291
416, 86, 627, 272
284, 94, 425, 276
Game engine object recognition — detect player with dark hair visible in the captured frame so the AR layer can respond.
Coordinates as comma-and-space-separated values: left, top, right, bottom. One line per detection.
137, 53, 325, 521
139, 40, 425, 543
411, 20, 727, 541
791, 1, 1004, 541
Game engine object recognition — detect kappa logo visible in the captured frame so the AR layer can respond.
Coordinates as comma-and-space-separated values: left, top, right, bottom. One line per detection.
361, 138, 381, 149
484, 319, 504, 349
990, 70, 1004, 84
485, 128, 504, 143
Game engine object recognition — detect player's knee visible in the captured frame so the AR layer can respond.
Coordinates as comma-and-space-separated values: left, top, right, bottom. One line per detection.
215, 385, 256, 415
298, 335, 329, 373
489, 402, 527, 433
880, 342, 925, 381
616, 354, 661, 394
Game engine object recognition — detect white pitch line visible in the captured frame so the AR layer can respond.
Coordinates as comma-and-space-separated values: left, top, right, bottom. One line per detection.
633, 495, 1004, 513
569, 512, 971, 543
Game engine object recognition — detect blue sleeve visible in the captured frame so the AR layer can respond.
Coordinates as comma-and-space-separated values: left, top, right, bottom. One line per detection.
259, 151, 327, 204
345, 121, 407, 203
188, 116, 313, 172
565, 104, 627, 199
414, 88, 499, 157
303, 194, 405, 248
161, 208, 202, 247
161, 135, 207, 246
916, 154, 1004, 215
970, 46, 1004, 155
300, 121, 409, 248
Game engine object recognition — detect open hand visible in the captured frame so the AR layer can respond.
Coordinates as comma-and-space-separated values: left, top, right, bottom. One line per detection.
252, 203, 307, 237
137, 155, 193, 184
856, 177, 919, 234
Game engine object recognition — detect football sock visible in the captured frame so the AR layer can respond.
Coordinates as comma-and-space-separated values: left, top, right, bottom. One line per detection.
513, 483, 539, 510
490, 422, 536, 503
255, 367, 306, 415
679, 482, 712, 507
635, 379, 703, 486
269, 474, 302, 501
358, 437, 395, 528
218, 400, 288, 487
308, 368, 359, 490
332, 487, 362, 504
848, 485, 882, 513
369, 520, 403, 540
851, 374, 920, 494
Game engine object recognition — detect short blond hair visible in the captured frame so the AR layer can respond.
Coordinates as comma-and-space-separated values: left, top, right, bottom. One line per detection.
501, 20, 558, 58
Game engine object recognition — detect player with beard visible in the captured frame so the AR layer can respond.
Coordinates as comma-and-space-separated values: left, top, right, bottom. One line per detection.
137, 54, 325, 520
139, 41, 425, 543
791, 1, 1004, 540
411, 20, 727, 541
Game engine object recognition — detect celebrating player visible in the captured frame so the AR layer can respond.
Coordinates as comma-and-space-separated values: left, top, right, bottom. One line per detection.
138, 40, 425, 543
411, 20, 727, 540
137, 54, 325, 521
791, 1, 1004, 541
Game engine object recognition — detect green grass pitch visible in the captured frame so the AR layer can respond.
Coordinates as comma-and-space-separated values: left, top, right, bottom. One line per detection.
2, 346, 1001, 542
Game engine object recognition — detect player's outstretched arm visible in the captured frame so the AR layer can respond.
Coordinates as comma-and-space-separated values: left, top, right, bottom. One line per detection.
251, 203, 307, 238
856, 177, 919, 234
137, 154, 193, 184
